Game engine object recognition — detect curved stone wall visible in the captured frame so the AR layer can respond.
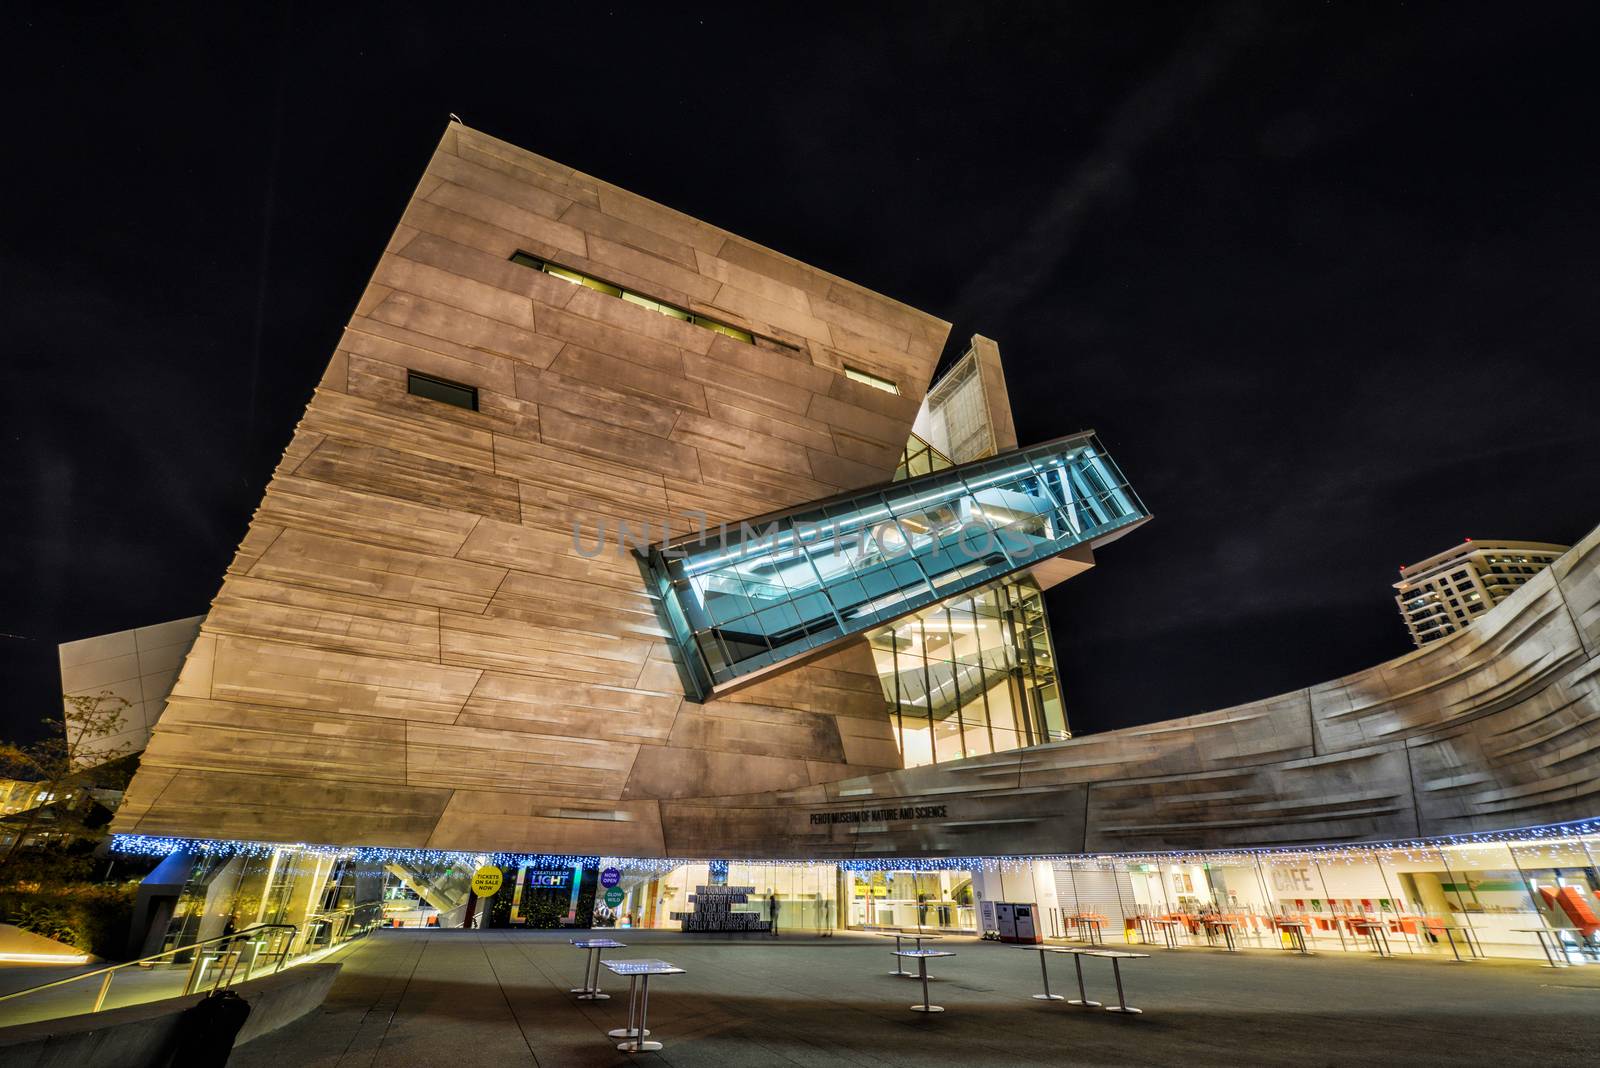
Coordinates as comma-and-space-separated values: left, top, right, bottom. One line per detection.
654, 523, 1600, 858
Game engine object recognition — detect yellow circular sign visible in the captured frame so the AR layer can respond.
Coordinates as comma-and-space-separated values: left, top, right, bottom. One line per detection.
471, 865, 503, 898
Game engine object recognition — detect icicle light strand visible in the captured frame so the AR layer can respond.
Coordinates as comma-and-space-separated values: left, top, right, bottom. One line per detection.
110, 817, 1600, 872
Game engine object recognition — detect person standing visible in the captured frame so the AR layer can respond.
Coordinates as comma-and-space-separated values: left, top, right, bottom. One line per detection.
769, 893, 780, 937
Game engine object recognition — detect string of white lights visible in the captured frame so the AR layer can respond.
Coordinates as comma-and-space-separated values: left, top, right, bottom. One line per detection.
111, 817, 1600, 872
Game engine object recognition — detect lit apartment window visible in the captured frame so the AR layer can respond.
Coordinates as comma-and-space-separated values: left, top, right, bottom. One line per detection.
843, 365, 900, 395
510, 252, 754, 343
407, 371, 478, 411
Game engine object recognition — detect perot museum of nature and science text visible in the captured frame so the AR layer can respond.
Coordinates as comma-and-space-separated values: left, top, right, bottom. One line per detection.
110, 123, 1600, 963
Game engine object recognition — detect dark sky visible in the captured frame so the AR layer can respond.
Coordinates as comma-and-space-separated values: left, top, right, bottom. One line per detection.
4, 3, 1599, 742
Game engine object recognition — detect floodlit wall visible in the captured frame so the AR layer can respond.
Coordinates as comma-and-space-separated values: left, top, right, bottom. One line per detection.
57, 617, 202, 764
657, 522, 1600, 857
114, 122, 952, 854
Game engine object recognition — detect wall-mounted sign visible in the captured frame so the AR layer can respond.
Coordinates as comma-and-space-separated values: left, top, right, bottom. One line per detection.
1271, 867, 1315, 893
471, 866, 503, 898
524, 870, 570, 889
808, 804, 946, 826
603, 887, 625, 908
600, 867, 621, 888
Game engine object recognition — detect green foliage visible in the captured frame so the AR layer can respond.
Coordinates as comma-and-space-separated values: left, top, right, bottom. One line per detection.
486, 868, 514, 928
0, 690, 136, 783
519, 893, 569, 929
0, 691, 138, 874
2, 849, 98, 885
0, 881, 137, 957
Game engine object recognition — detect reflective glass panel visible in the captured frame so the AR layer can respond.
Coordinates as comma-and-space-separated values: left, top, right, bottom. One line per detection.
645, 432, 1145, 700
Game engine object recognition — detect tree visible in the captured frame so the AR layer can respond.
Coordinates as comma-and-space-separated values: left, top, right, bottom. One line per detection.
0, 690, 136, 873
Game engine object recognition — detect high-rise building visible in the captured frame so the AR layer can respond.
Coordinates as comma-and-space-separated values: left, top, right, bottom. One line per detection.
1393, 539, 1569, 646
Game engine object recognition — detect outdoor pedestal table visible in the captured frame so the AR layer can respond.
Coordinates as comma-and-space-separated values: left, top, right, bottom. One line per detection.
1432, 924, 1483, 963
895, 949, 956, 1013
1068, 913, 1107, 944
1348, 918, 1392, 958
1513, 928, 1573, 968
569, 937, 626, 1000
1049, 947, 1102, 1008
1086, 951, 1150, 1015
1274, 920, 1311, 955
1387, 914, 1426, 953
1201, 918, 1239, 952
1016, 944, 1064, 1001
875, 931, 943, 977
1149, 919, 1183, 950
601, 959, 685, 1052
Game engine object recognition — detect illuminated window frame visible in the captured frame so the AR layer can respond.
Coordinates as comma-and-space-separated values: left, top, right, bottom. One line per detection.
844, 365, 900, 395
510, 251, 754, 344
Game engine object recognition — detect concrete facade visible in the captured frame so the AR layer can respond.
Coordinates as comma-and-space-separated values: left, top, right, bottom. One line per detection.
57, 616, 202, 764
115, 122, 953, 854
112, 121, 1599, 863
660, 522, 1600, 857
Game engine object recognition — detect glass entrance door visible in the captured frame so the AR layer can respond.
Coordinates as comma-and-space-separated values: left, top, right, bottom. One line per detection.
848, 870, 975, 932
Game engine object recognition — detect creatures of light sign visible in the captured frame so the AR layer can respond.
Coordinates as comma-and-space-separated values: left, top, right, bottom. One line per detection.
524, 870, 571, 889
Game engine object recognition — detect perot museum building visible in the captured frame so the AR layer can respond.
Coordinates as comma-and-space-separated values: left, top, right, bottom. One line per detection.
112, 124, 1600, 962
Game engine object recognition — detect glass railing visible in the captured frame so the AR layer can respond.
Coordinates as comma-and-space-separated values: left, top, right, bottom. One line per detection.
644, 431, 1147, 699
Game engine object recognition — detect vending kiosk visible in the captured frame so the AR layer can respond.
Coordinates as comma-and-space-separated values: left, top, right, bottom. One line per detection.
995, 902, 1043, 944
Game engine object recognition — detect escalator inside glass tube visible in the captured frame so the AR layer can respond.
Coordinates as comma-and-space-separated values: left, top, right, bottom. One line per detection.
645, 431, 1148, 701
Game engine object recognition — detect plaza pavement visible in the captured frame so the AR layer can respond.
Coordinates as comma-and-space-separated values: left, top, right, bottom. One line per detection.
229, 928, 1598, 1067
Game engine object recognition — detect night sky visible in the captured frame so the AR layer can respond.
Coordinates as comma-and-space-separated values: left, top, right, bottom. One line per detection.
5, 4, 1599, 742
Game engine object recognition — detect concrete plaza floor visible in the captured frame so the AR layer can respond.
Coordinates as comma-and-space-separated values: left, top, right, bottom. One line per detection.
230, 928, 1599, 1067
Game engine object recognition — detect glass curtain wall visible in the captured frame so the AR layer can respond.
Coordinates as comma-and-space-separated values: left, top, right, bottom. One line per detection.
644, 432, 1146, 699
1104, 836, 1600, 962
164, 847, 385, 960
142, 828, 1586, 959
894, 432, 955, 481
868, 575, 1067, 767
914, 351, 994, 463
847, 869, 977, 931
598, 861, 841, 934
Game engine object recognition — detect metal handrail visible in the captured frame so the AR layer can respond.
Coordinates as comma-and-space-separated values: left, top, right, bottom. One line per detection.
300, 902, 384, 950
304, 901, 367, 931
0, 923, 298, 1013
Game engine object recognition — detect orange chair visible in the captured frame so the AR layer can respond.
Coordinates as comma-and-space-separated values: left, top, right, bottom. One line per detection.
1540, 886, 1600, 939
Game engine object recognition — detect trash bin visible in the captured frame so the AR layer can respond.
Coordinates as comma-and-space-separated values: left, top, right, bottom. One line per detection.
169, 989, 252, 1066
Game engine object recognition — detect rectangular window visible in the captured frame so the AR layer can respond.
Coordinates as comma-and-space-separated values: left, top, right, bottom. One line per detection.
693, 315, 754, 343
407, 371, 478, 411
510, 251, 752, 343
844, 365, 900, 395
